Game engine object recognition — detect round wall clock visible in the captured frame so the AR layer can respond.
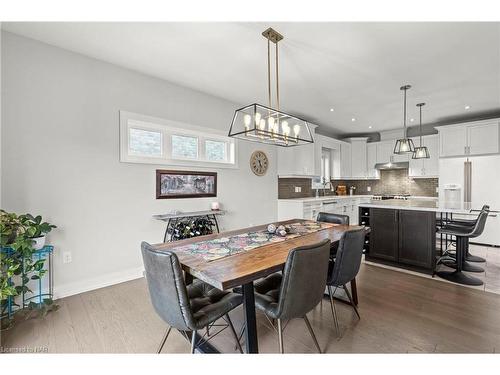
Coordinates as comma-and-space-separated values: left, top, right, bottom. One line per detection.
250, 150, 269, 176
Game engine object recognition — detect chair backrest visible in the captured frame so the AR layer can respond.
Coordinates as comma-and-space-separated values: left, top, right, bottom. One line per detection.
317, 212, 350, 225
327, 228, 366, 287
141, 242, 194, 331
470, 208, 489, 238
276, 239, 330, 320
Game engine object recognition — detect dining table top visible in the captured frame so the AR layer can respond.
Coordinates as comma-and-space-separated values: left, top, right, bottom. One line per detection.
150, 219, 367, 290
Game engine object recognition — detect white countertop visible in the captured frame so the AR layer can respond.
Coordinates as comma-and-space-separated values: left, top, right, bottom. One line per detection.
359, 199, 488, 214
278, 195, 373, 203
278, 195, 438, 203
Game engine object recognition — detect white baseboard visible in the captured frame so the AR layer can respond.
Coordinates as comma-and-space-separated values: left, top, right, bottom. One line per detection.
53, 267, 145, 300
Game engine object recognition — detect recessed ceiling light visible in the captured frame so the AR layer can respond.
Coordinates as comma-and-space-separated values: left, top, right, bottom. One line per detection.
410, 118, 414, 122
465, 105, 471, 110
351, 118, 356, 122
330, 108, 334, 112
368, 126, 372, 129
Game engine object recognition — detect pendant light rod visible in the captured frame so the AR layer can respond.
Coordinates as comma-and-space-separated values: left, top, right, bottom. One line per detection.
276, 38, 280, 111
267, 38, 272, 108
416, 102, 426, 146
262, 28, 283, 112
400, 84, 411, 137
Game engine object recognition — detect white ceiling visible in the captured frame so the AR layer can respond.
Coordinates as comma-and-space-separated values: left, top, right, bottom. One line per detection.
3, 22, 500, 135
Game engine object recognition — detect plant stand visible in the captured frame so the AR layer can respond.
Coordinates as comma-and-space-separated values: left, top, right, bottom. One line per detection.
1, 245, 54, 324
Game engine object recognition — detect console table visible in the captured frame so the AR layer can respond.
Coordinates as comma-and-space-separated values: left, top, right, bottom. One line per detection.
153, 210, 226, 242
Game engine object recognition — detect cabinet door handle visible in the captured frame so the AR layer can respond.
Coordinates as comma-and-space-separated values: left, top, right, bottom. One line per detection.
464, 146, 467, 155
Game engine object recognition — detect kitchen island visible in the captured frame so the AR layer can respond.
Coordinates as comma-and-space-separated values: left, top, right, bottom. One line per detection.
359, 199, 485, 274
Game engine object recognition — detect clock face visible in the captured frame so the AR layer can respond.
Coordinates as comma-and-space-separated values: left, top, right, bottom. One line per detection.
250, 150, 269, 176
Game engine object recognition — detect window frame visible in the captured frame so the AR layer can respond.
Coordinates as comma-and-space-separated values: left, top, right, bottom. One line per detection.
120, 111, 238, 169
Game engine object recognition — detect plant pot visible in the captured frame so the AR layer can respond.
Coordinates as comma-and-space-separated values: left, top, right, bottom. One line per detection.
32, 236, 46, 250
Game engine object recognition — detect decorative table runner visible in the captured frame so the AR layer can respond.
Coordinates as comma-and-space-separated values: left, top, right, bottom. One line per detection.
174, 220, 336, 262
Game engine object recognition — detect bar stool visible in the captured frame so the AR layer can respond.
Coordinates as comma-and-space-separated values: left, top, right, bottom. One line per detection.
439, 206, 489, 273
445, 205, 489, 263
435, 209, 489, 286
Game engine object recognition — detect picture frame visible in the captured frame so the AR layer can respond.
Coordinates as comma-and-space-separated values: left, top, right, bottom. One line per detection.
156, 170, 217, 199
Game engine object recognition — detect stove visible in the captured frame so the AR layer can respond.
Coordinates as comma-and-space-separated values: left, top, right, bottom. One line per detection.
372, 194, 410, 201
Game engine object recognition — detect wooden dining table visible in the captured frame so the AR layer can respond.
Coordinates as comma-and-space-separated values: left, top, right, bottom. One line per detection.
150, 219, 367, 354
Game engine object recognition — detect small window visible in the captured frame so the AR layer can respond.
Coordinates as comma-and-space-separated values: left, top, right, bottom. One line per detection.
205, 140, 227, 162
129, 128, 162, 157
171, 134, 199, 159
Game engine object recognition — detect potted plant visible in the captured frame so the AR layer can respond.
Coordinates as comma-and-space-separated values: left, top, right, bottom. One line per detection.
20, 214, 57, 250
1, 210, 58, 329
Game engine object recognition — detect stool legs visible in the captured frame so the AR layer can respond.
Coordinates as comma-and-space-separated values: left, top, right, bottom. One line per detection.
436, 236, 483, 286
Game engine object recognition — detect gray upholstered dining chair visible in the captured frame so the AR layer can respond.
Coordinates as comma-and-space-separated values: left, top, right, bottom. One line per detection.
252, 239, 331, 353
325, 228, 365, 336
141, 242, 243, 354
317, 212, 350, 257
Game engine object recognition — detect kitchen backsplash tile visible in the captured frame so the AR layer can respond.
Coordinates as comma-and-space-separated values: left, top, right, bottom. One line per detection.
278, 169, 438, 199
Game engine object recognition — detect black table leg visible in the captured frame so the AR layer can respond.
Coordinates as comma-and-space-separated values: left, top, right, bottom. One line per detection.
163, 218, 171, 242
242, 282, 258, 353
213, 214, 220, 233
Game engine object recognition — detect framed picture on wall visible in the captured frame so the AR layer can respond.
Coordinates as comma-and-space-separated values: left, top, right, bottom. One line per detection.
156, 170, 217, 199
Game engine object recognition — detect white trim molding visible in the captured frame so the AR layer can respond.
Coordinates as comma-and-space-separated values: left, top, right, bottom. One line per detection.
53, 266, 145, 300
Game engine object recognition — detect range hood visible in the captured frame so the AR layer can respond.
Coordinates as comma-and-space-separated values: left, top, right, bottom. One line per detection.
374, 161, 409, 170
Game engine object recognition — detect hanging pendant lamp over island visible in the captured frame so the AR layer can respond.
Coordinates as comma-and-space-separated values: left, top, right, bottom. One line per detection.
412, 102, 430, 159
228, 28, 314, 147
393, 84, 415, 154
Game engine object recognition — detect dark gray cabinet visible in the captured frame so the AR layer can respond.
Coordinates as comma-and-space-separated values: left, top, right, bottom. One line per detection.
398, 210, 436, 269
370, 208, 399, 261
363, 207, 435, 273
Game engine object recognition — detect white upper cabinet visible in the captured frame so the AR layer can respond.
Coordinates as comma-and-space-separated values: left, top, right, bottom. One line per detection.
345, 138, 368, 178
467, 121, 500, 156
277, 142, 317, 176
376, 141, 393, 164
375, 141, 410, 163
366, 142, 379, 178
340, 142, 352, 178
409, 134, 439, 177
277, 125, 319, 176
438, 119, 499, 158
438, 126, 468, 157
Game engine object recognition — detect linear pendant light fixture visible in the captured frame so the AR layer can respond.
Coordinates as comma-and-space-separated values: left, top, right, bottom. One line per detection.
228, 28, 314, 147
412, 102, 430, 159
393, 84, 415, 154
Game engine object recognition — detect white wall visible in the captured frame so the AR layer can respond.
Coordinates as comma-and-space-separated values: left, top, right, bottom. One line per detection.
1, 32, 278, 298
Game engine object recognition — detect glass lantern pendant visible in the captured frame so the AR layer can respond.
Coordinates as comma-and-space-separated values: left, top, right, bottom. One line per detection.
228, 28, 314, 147
394, 84, 415, 154
412, 102, 430, 159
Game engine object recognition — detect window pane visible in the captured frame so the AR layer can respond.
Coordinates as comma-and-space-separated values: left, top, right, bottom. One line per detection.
171, 135, 198, 159
129, 128, 162, 156
205, 140, 227, 162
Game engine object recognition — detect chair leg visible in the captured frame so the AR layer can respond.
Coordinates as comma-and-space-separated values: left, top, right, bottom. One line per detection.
343, 284, 360, 320
303, 315, 322, 354
225, 314, 243, 354
157, 326, 172, 354
327, 285, 340, 336
191, 330, 197, 354
277, 318, 284, 354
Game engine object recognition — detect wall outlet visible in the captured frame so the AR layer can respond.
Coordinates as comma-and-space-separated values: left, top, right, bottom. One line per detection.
294, 186, 302, 193
367, 186, 371, 192
62, 251, 72, 264
436, 187, 439, 193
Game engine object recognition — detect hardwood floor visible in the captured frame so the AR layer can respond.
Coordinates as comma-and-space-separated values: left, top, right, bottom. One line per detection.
2, 262, 500, 353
